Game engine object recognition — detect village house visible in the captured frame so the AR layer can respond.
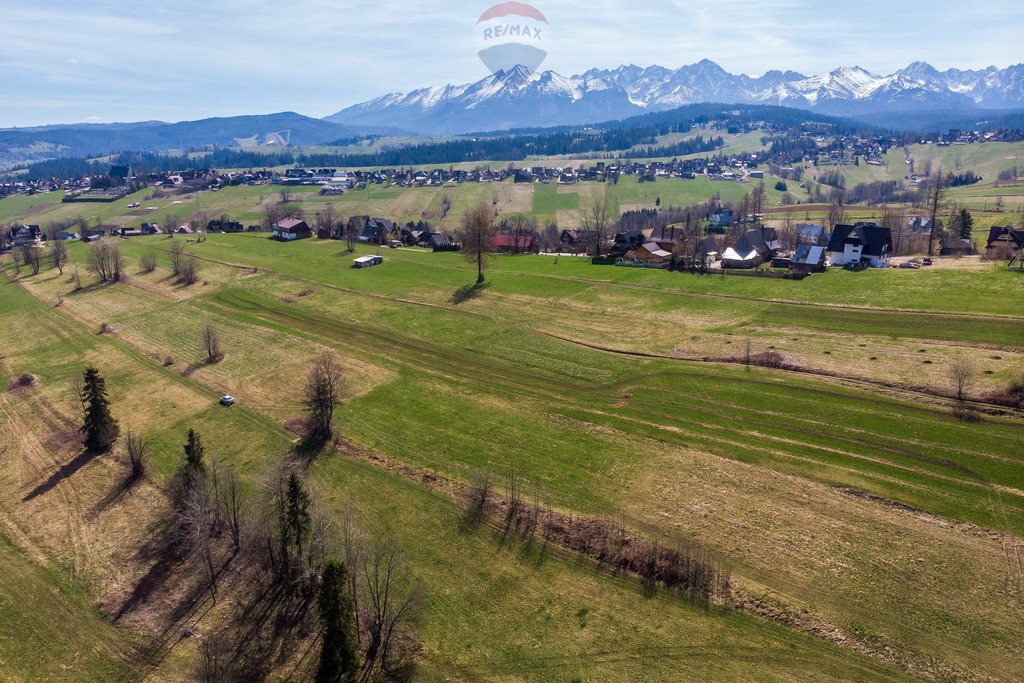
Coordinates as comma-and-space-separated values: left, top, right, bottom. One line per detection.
356, 217, 394, 245
791, 244, 828, 273
272, 218, 312, 241
908, 216, 939, 233
985, 225, 1024, 258
11, 225, 42, 246
796, 224, 829, 247
721, 233, 764, 269
493, 234, 539, 254
425, 232, 458, 252
828, 223, 892, 268
707, 209, 734, 230
611, 229, 646, 255
940, 238, 976, 257
721, 227, 780, 269
646, 225, 688, 251
559, 230, 583, 251
630, 242, 673, 265
694, 235, 720, 267
206, 218, 244, 233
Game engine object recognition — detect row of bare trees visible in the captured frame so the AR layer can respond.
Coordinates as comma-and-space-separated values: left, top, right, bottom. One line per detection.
465, 468, 730, 607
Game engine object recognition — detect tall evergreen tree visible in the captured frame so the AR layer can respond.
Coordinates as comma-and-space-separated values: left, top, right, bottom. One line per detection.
957, 208, 974, 240
80, 367, 119, 452
183, 428, 205, 471
316, 561, 359, 683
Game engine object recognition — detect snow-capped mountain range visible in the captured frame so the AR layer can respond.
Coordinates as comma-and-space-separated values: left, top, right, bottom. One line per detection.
325, 60, 1024, 134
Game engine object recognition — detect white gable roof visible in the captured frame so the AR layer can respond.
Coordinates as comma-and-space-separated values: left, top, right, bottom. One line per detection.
722, 246, 759, 261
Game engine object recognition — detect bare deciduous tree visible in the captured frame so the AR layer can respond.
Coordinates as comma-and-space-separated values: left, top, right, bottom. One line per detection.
303, 351, 343, 442
178, 477, 218, 603
197, 629, 230, 683
125, 431, 148, 482
826, 198, 847, 230
201, 318, 223, 363
466, 469, 493, 524
50, 236, 68, 275
179, 254, 199, 285
261, 203, 282, 233
219, 467, 244, 551
881, 209, 907, 256
579, 196, 612, 257
359, 541, 425, 681
87, 239, 125, 282
168, 240, 187, 276
345, 216, 362, 252
279, 188, 294, 204
315, 204, 337, 238
20, 245, 42, 275
950, 355, 975, 406
139, 250, 157, 273
459, 203, 498, 284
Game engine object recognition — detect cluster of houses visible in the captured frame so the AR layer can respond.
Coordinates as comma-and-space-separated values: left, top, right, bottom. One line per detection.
270, 159, 740, 192
599, 222, 882, 272
5, 214, 1024, 276
267, 215, 460, 251
556, 220, 887, 272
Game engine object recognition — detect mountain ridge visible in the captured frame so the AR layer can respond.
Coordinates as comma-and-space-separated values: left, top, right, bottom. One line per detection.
325, 60, 1024, 134
0, 113, 409, 170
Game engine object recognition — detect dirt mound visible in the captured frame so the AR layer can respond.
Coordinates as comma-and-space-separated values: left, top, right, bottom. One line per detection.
279, 290, 315, 304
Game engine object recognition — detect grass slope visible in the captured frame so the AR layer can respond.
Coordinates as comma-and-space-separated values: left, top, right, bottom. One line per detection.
0, 535, 130, 681
0, 262, 907, 680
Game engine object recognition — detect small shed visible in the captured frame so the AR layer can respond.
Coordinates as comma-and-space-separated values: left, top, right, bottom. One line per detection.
352, 255, 384, 269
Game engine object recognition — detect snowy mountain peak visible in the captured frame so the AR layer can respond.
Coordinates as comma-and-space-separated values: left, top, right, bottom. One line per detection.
325, 60, 1024, 135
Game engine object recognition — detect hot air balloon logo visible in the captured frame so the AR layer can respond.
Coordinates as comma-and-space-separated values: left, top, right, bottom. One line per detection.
473, 2, 551, 78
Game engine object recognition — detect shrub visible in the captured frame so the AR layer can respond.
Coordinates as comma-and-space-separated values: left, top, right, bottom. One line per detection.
140, 251, 157, 273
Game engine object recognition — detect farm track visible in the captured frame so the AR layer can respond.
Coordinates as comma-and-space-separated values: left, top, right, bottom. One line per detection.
138, 243, 1024, 414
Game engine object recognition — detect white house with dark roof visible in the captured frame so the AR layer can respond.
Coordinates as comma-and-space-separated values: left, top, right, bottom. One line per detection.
828, 223, 892, 268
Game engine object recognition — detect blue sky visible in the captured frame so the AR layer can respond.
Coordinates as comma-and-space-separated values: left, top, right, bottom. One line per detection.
1, 0, 1020, 127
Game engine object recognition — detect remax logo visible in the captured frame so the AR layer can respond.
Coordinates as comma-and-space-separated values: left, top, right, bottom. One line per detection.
473, 2, 550, 76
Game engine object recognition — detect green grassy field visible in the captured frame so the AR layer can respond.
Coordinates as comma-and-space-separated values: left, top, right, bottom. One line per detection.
0, 256, 914, 681
0, 535, 131, 681
3, 232, 1023, 680
1, 173, 805, 233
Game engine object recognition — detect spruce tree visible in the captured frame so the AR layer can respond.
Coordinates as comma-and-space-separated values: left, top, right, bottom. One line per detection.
80, 367, 119, 452
958, 208, 974, 240
183, 428, 205, 471
316, 560, 359, 683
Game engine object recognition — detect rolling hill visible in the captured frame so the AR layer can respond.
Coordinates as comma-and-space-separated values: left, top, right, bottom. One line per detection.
0, 113, 407, 169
